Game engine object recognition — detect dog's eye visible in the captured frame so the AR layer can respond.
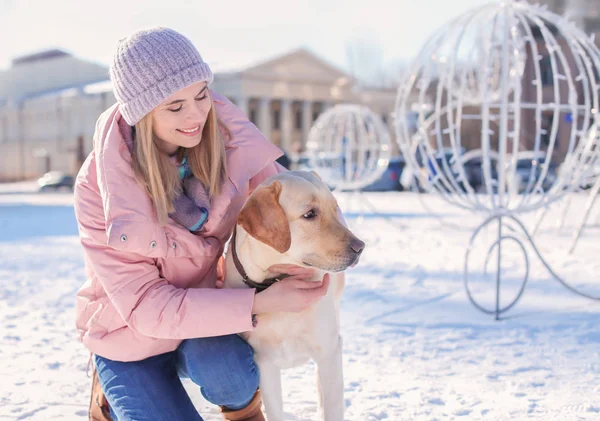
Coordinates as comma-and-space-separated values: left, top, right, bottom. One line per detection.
302, 209, 317, 219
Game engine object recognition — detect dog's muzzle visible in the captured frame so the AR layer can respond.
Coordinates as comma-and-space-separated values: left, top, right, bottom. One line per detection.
348, 237, 365, 267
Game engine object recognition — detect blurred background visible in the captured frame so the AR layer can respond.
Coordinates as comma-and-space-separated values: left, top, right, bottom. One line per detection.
1, 0, 597, 193
2, 2, 600, 420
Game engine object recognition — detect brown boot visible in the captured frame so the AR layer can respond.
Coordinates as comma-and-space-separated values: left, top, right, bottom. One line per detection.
89, 367, 113, 421
220, 389, 265, 421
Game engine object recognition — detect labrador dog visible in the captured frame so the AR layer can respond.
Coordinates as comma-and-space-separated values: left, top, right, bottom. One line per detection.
223, 170, 365, 421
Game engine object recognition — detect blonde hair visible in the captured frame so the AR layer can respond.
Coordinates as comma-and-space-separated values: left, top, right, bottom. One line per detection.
132, 95, 227, 225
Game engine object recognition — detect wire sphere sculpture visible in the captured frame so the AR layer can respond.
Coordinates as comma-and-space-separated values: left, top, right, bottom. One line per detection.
394, 0, 600, 319
396, 0, 600, 215
306, 104, 391, 191
531, 121, 600, 252
563, 123, 600, 251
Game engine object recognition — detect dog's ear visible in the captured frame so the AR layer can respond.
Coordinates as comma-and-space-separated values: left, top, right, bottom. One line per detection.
238, 181, 291, 253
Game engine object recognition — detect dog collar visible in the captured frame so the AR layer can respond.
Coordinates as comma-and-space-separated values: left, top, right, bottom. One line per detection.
230, 228, 282, 293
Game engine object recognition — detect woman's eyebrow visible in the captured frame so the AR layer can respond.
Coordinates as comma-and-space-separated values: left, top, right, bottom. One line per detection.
165, 87, 208, 106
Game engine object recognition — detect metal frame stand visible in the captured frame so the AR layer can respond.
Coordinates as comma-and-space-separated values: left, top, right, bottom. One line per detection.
465, 214, 600, 320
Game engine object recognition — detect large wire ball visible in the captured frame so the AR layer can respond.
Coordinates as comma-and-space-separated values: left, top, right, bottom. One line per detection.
306, 104, 391, 191
395, 0, 600, 215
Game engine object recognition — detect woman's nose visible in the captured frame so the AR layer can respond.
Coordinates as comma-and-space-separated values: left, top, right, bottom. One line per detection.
185, 101, 207, 122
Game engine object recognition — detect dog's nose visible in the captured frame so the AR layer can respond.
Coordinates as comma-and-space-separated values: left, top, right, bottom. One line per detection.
349, 238, 365, 255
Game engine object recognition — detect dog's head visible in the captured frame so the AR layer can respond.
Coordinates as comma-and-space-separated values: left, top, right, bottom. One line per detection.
237, 171, 365, 272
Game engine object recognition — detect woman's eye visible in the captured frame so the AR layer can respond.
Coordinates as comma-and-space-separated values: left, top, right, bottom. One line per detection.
195, 94, 208, 101
302, 210, 317, 219
169, 105, 183, 113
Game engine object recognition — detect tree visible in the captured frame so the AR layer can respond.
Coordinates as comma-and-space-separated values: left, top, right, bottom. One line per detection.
345, 34, 405, 89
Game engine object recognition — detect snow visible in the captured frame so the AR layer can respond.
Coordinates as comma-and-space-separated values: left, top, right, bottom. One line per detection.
1, 183, 599, 420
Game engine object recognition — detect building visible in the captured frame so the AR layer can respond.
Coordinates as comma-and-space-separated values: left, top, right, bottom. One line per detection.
0, 49, 116, 181
0, 48, 397, 181
1, 0, 597, 181
0, 49, 109, 102
212, 48, 396, 158
518, 0, 600, 160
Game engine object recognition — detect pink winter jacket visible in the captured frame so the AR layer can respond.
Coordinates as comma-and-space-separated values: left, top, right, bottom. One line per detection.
74, 90, 284, 362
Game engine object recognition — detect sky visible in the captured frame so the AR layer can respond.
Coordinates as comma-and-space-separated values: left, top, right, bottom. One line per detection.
0, 0, 486, 78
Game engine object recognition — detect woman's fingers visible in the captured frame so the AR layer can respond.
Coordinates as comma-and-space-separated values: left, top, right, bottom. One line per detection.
280, 273, 330, 291
298, 274, 330, 298
279, 278, 323, 290
269, 264, 317, 277
268, 264, 299, 271
311, 273, 330, 295
283, 273, 314, 282
252, 273, 331, 314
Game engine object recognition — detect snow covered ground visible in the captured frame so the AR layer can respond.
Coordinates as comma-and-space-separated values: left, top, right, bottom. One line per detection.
1, 182, 599, 420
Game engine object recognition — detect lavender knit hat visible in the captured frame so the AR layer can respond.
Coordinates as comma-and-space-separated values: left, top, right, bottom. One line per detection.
109, 27, 213, 126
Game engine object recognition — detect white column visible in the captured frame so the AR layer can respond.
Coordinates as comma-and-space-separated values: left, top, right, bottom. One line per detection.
234, 95, 249, 118
0, 107, 7, 144
258, 97, 272, 139
280, 99, 292, 152
301, 100, 313, 146
17, 103, 26, 179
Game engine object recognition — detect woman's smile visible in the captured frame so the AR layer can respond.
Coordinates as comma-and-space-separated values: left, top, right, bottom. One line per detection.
177, 125, 202, 136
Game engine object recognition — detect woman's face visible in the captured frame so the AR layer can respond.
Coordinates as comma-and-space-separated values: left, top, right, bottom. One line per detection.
151, 81, 212, 155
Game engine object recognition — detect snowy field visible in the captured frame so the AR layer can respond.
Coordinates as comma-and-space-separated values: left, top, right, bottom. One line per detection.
1, 182, 599, 420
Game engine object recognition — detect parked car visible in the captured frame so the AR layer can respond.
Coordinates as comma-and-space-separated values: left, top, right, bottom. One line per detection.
361, 155, 406, 192
580, 162, 600, 189
461, 156, 500, 192
401, 148, 466, 192
297, 153, 406, 192
510, 157, 559, 193
37, 171, 75, 192
296, 154, 310, 169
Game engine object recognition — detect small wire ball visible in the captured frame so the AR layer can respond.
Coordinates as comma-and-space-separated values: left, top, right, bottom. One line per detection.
306, 104, 391, 191
395, 0, 600, 215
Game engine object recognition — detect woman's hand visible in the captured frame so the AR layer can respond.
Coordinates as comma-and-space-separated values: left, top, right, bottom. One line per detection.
251, 264, 330, 314
268, 264, 320, 281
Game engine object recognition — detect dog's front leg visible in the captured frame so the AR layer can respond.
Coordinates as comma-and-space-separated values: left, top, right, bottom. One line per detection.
314, 335, 344, 421
257, 359, 284, 421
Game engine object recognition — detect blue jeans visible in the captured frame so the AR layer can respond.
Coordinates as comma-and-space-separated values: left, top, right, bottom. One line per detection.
94, 334, 259, 421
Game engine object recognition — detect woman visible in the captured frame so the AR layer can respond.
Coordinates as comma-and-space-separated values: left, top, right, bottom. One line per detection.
75, 27, 330, 421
